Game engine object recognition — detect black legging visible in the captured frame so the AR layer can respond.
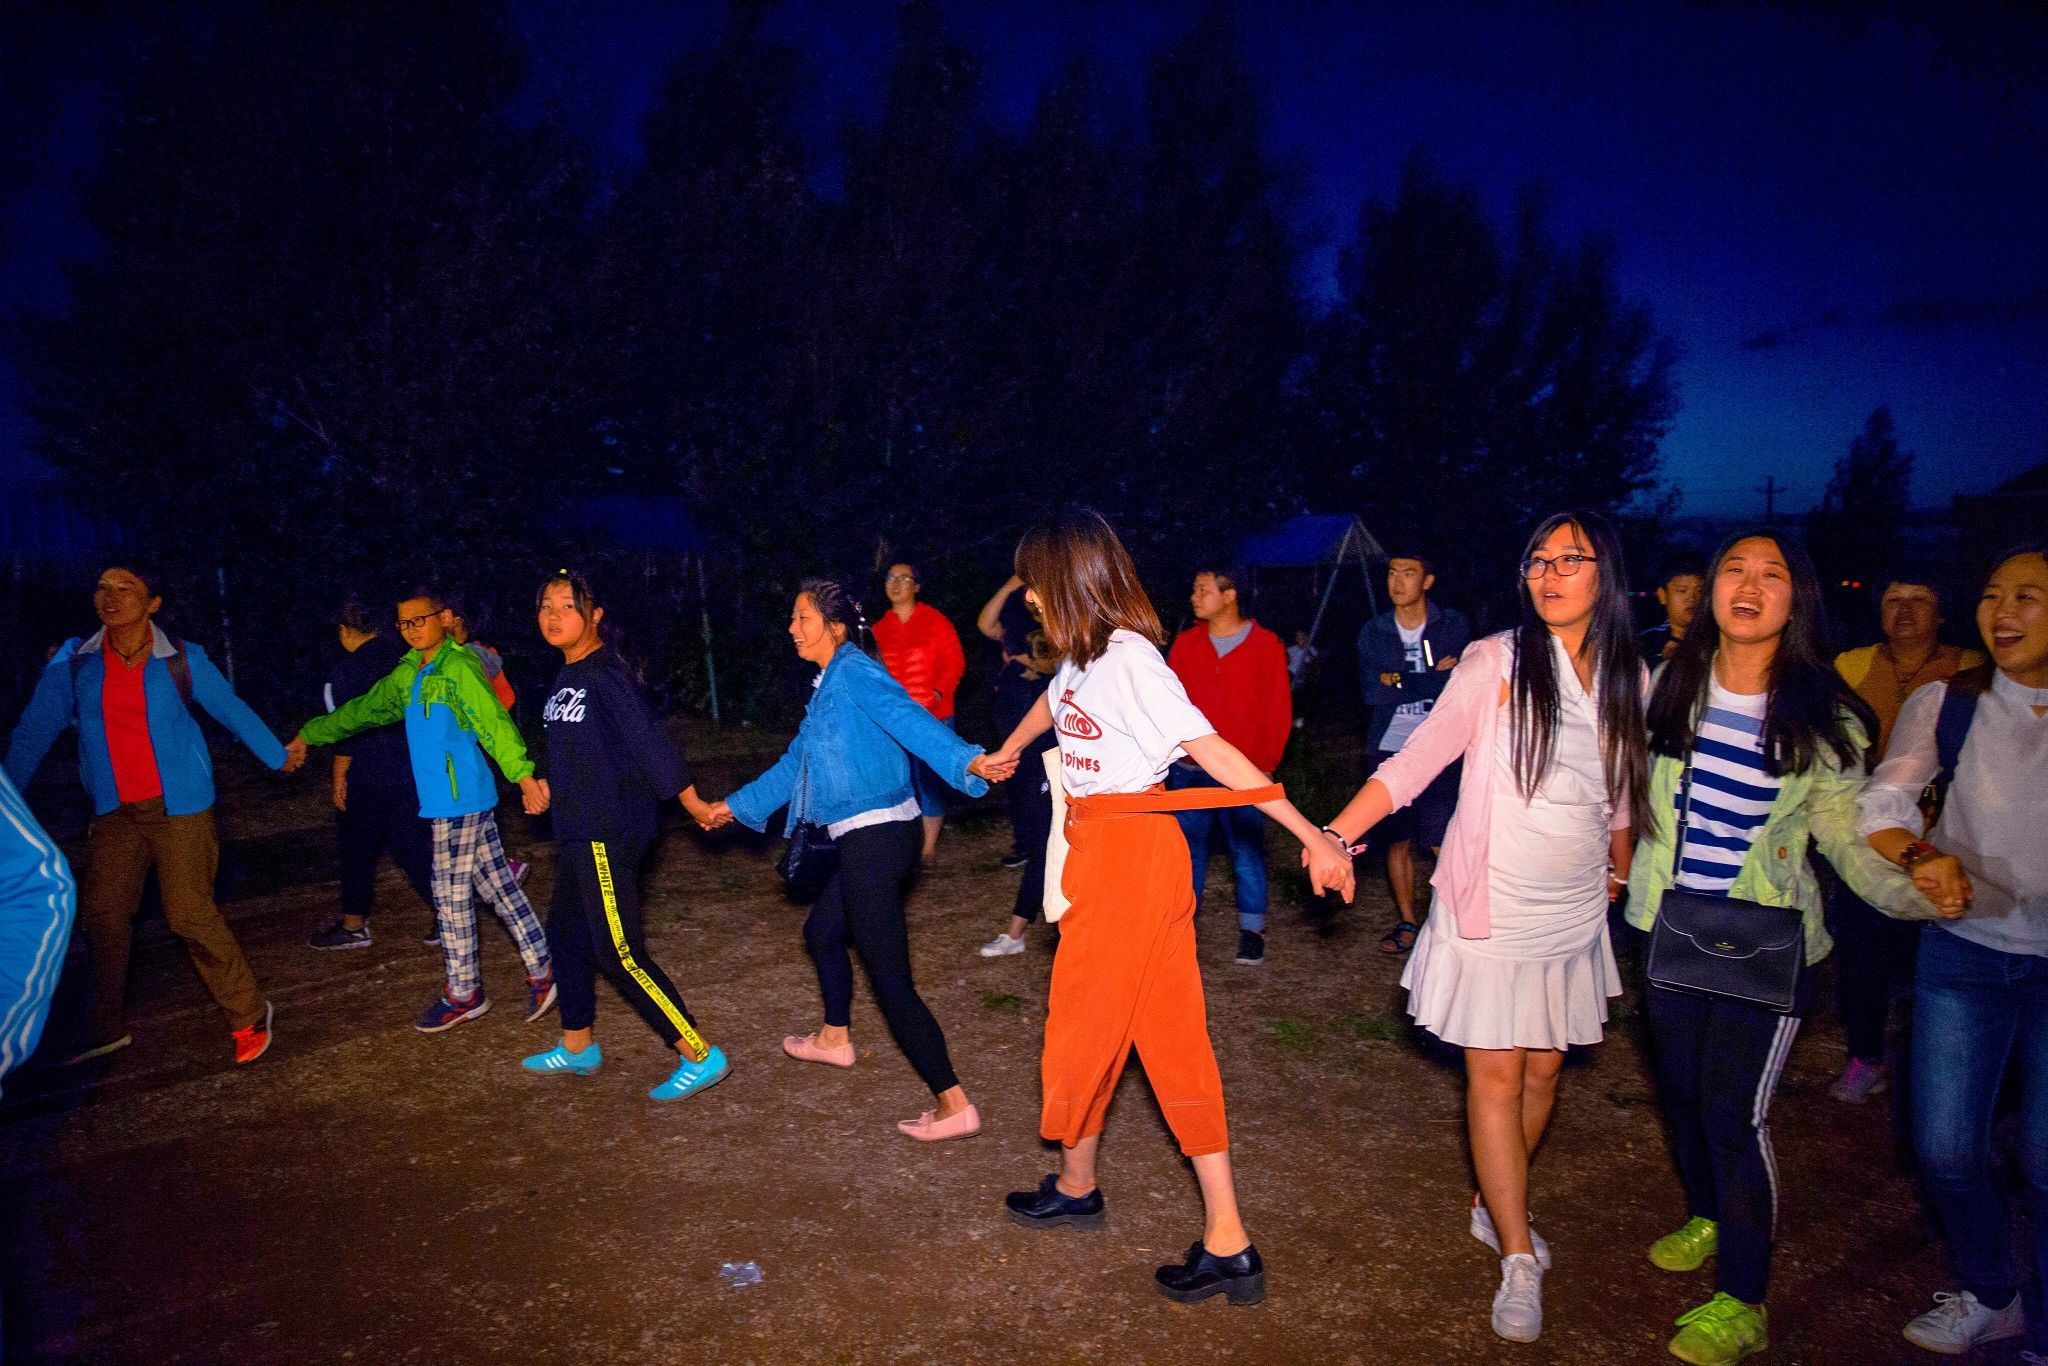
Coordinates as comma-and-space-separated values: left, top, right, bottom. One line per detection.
804, 818, 959, 1095
1008, 733, 1058, 924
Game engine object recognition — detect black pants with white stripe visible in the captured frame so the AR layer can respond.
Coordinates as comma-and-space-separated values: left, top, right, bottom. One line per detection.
1648, 967, 1817, 1305
547, 837, 709, 1061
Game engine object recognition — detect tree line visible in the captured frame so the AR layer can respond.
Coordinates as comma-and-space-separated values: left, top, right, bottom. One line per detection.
19, 0, 1677, 722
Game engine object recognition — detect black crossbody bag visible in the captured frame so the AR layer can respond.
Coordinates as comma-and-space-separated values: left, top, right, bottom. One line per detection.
775, 754, 839, 895
1646, 760, 1804, 1013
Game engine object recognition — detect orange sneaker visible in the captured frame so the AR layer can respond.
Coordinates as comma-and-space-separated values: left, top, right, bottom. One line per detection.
232, 1000, 274, 1066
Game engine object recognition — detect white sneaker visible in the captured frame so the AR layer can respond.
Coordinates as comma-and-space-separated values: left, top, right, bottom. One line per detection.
979, 932, 1027, 958
1903, 1290, 2026, 1353
1492, 1253, 1543, 1342
1471, 1199, 1552, 1270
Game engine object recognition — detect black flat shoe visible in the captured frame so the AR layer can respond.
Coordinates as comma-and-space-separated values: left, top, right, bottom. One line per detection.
1004, 1173, 1105, 1230
1154, 1240, 1265, 1305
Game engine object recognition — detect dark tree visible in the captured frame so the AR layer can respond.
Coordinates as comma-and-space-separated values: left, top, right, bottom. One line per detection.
22, 1, 591, 711
1302, 154, 1677, 600
1808, 405, 1915, 601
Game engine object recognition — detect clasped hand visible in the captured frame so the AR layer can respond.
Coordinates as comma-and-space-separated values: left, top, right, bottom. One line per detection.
968, 750, 1018, 783
1301, 828, 1356, 903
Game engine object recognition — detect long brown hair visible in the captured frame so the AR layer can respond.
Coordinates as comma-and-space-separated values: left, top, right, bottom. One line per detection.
1013, 508, 1164, 669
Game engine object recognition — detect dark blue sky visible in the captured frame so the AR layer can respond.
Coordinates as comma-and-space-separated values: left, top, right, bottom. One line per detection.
5, 1, 2044, 517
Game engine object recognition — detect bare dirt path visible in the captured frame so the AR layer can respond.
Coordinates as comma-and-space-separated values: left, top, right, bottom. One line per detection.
0, 734, 2005, 1364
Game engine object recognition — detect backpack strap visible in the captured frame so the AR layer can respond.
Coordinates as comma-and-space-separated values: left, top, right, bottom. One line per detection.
1934, 665, 1992, 790
163, 635, 195, 711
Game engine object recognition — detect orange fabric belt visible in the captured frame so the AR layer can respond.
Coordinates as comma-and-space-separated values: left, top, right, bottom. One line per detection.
1065, 782, 1282, 818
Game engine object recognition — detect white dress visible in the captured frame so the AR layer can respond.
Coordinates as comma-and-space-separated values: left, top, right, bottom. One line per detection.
1401, 636, 1622, 1050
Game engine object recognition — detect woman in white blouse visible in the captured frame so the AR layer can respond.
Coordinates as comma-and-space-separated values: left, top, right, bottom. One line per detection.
1859, 544, 2048, 1357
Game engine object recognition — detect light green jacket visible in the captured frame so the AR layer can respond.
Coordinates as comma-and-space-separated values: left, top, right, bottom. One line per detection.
1626, 711, 1934, 965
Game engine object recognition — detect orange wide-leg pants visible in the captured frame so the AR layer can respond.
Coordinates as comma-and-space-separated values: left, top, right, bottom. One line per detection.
1039, 783, 1281, 1159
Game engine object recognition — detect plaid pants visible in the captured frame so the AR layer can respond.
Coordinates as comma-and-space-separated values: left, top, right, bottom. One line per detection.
430, 811, 550, 1001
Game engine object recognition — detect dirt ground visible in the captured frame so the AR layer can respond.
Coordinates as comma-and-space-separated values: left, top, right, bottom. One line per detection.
0, 723, 2031, 1364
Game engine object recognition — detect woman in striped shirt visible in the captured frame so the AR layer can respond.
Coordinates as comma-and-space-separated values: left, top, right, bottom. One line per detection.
1627, 531, 1928, 1366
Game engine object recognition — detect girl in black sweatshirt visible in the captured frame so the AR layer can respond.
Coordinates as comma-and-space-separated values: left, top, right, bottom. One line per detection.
520, 570, 728, 1102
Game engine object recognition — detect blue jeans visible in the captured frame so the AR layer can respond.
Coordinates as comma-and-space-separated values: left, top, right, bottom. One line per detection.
909, 716, 957, 819
1911, 925, 2048, 1319
1166, 765, 1267, 933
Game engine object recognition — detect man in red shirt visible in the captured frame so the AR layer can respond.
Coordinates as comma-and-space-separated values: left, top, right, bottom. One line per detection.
1166, 566, 1291, 965
873, 562, 967, 866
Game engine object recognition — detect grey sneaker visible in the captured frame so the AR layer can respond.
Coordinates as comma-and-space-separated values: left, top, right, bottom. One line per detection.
979, 932, 1027, 958
1492, 1253, 1543, 1343
1903, 1290, 2025, 1353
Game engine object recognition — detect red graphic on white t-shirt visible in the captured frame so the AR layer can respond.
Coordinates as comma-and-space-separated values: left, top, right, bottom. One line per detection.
1054, 689, 1103, 740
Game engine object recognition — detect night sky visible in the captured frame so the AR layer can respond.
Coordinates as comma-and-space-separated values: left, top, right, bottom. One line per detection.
4, 1, 2044, 517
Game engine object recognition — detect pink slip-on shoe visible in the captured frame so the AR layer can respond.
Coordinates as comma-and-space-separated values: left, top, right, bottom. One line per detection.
782, 1033, 856, 1068
897, 1104, 982, 1142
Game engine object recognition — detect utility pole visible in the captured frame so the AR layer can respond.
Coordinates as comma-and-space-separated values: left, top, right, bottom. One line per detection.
1756, 474, 1781, 526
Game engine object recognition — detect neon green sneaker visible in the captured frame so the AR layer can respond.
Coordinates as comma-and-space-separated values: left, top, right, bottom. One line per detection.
1669, 1293, 1768, 1364
1648, 1216, 1718, 1272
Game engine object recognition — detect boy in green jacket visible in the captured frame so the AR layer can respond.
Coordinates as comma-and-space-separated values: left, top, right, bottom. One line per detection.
288, 589, 555, 1032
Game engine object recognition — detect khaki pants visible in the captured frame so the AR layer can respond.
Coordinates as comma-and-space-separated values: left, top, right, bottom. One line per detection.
80, 799, 264, 1039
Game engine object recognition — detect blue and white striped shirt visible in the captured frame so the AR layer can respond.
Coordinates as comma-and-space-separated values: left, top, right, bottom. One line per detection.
1674, 682, 1780, 894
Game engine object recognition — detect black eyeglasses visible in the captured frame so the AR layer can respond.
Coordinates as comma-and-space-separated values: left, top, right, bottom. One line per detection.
397, 613, 439, 631
1519, 553, 1598, 580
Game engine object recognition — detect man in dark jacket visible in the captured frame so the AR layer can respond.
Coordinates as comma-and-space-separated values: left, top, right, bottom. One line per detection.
309, 595, 437, 949
1356, 551, 1470, 954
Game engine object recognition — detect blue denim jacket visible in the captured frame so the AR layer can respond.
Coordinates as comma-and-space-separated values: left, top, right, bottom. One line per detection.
728, 646, 987, 833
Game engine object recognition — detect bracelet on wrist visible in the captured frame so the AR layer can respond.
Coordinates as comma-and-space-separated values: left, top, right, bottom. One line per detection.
1897, 840, 1941, 870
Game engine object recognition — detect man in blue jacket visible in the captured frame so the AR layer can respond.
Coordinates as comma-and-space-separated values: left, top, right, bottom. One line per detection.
5, 564, 289, 1066
0, 768, 74, 1092
1356, 550, 1470, 954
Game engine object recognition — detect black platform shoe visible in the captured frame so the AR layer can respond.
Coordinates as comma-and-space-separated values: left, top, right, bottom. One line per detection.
1154, 1240, 1265, 1305
1004, 1174, 1106, 1229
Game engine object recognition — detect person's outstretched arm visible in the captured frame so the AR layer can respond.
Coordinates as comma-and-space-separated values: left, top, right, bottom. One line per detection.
185, 643, 286, 770
1181, 732, 1353, 901
3, 648, 80, 791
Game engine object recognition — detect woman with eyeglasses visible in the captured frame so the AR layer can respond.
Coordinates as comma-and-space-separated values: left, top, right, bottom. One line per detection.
1626, 530, 1927, 1365
1319, 512, 1649, 1344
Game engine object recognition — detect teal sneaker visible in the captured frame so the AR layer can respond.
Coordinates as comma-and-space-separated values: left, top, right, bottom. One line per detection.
522, 1042, 603, 1076
1649, 1216, 1718, 1272
1669, 1292, 1768, 1364
651, 1045, 730, 1102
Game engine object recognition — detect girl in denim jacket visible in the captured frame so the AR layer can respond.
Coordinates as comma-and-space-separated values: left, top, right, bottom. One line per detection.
707, 579, 1007, 1142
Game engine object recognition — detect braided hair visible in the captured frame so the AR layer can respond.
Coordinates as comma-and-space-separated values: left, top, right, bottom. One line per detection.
798, 576, 874, 656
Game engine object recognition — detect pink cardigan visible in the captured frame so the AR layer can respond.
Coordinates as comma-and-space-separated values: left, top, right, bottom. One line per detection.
1371, 632, 1631, 939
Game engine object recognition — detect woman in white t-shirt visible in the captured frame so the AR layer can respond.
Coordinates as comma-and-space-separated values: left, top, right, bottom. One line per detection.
984, 509, 1354, 1308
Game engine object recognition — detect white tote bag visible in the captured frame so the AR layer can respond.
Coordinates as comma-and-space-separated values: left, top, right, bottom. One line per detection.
1041, 746, 1071, 922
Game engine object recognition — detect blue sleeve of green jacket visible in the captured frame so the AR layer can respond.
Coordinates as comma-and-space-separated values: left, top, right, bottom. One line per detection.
185, 644, 286, 771
0, 768, 75, 1093
853, 674, 988, 797
3, 645, 79, 792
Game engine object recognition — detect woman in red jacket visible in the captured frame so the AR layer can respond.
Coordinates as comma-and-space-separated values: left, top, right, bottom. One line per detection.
873, 561, 966, 866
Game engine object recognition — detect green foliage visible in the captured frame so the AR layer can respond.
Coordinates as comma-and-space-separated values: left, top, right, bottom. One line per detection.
981, 992, 1024, 1013
1807, 406, 1914, 595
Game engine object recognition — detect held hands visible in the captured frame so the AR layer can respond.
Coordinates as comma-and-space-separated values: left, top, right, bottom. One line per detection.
520, 776, 551, 816
968, 751, 1017, 784
1302, 828, 1356, 903
282, 734, 308, 773
679, 786, 717, 827
696, 800, 736, 832
1909, 851, 1972, 919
